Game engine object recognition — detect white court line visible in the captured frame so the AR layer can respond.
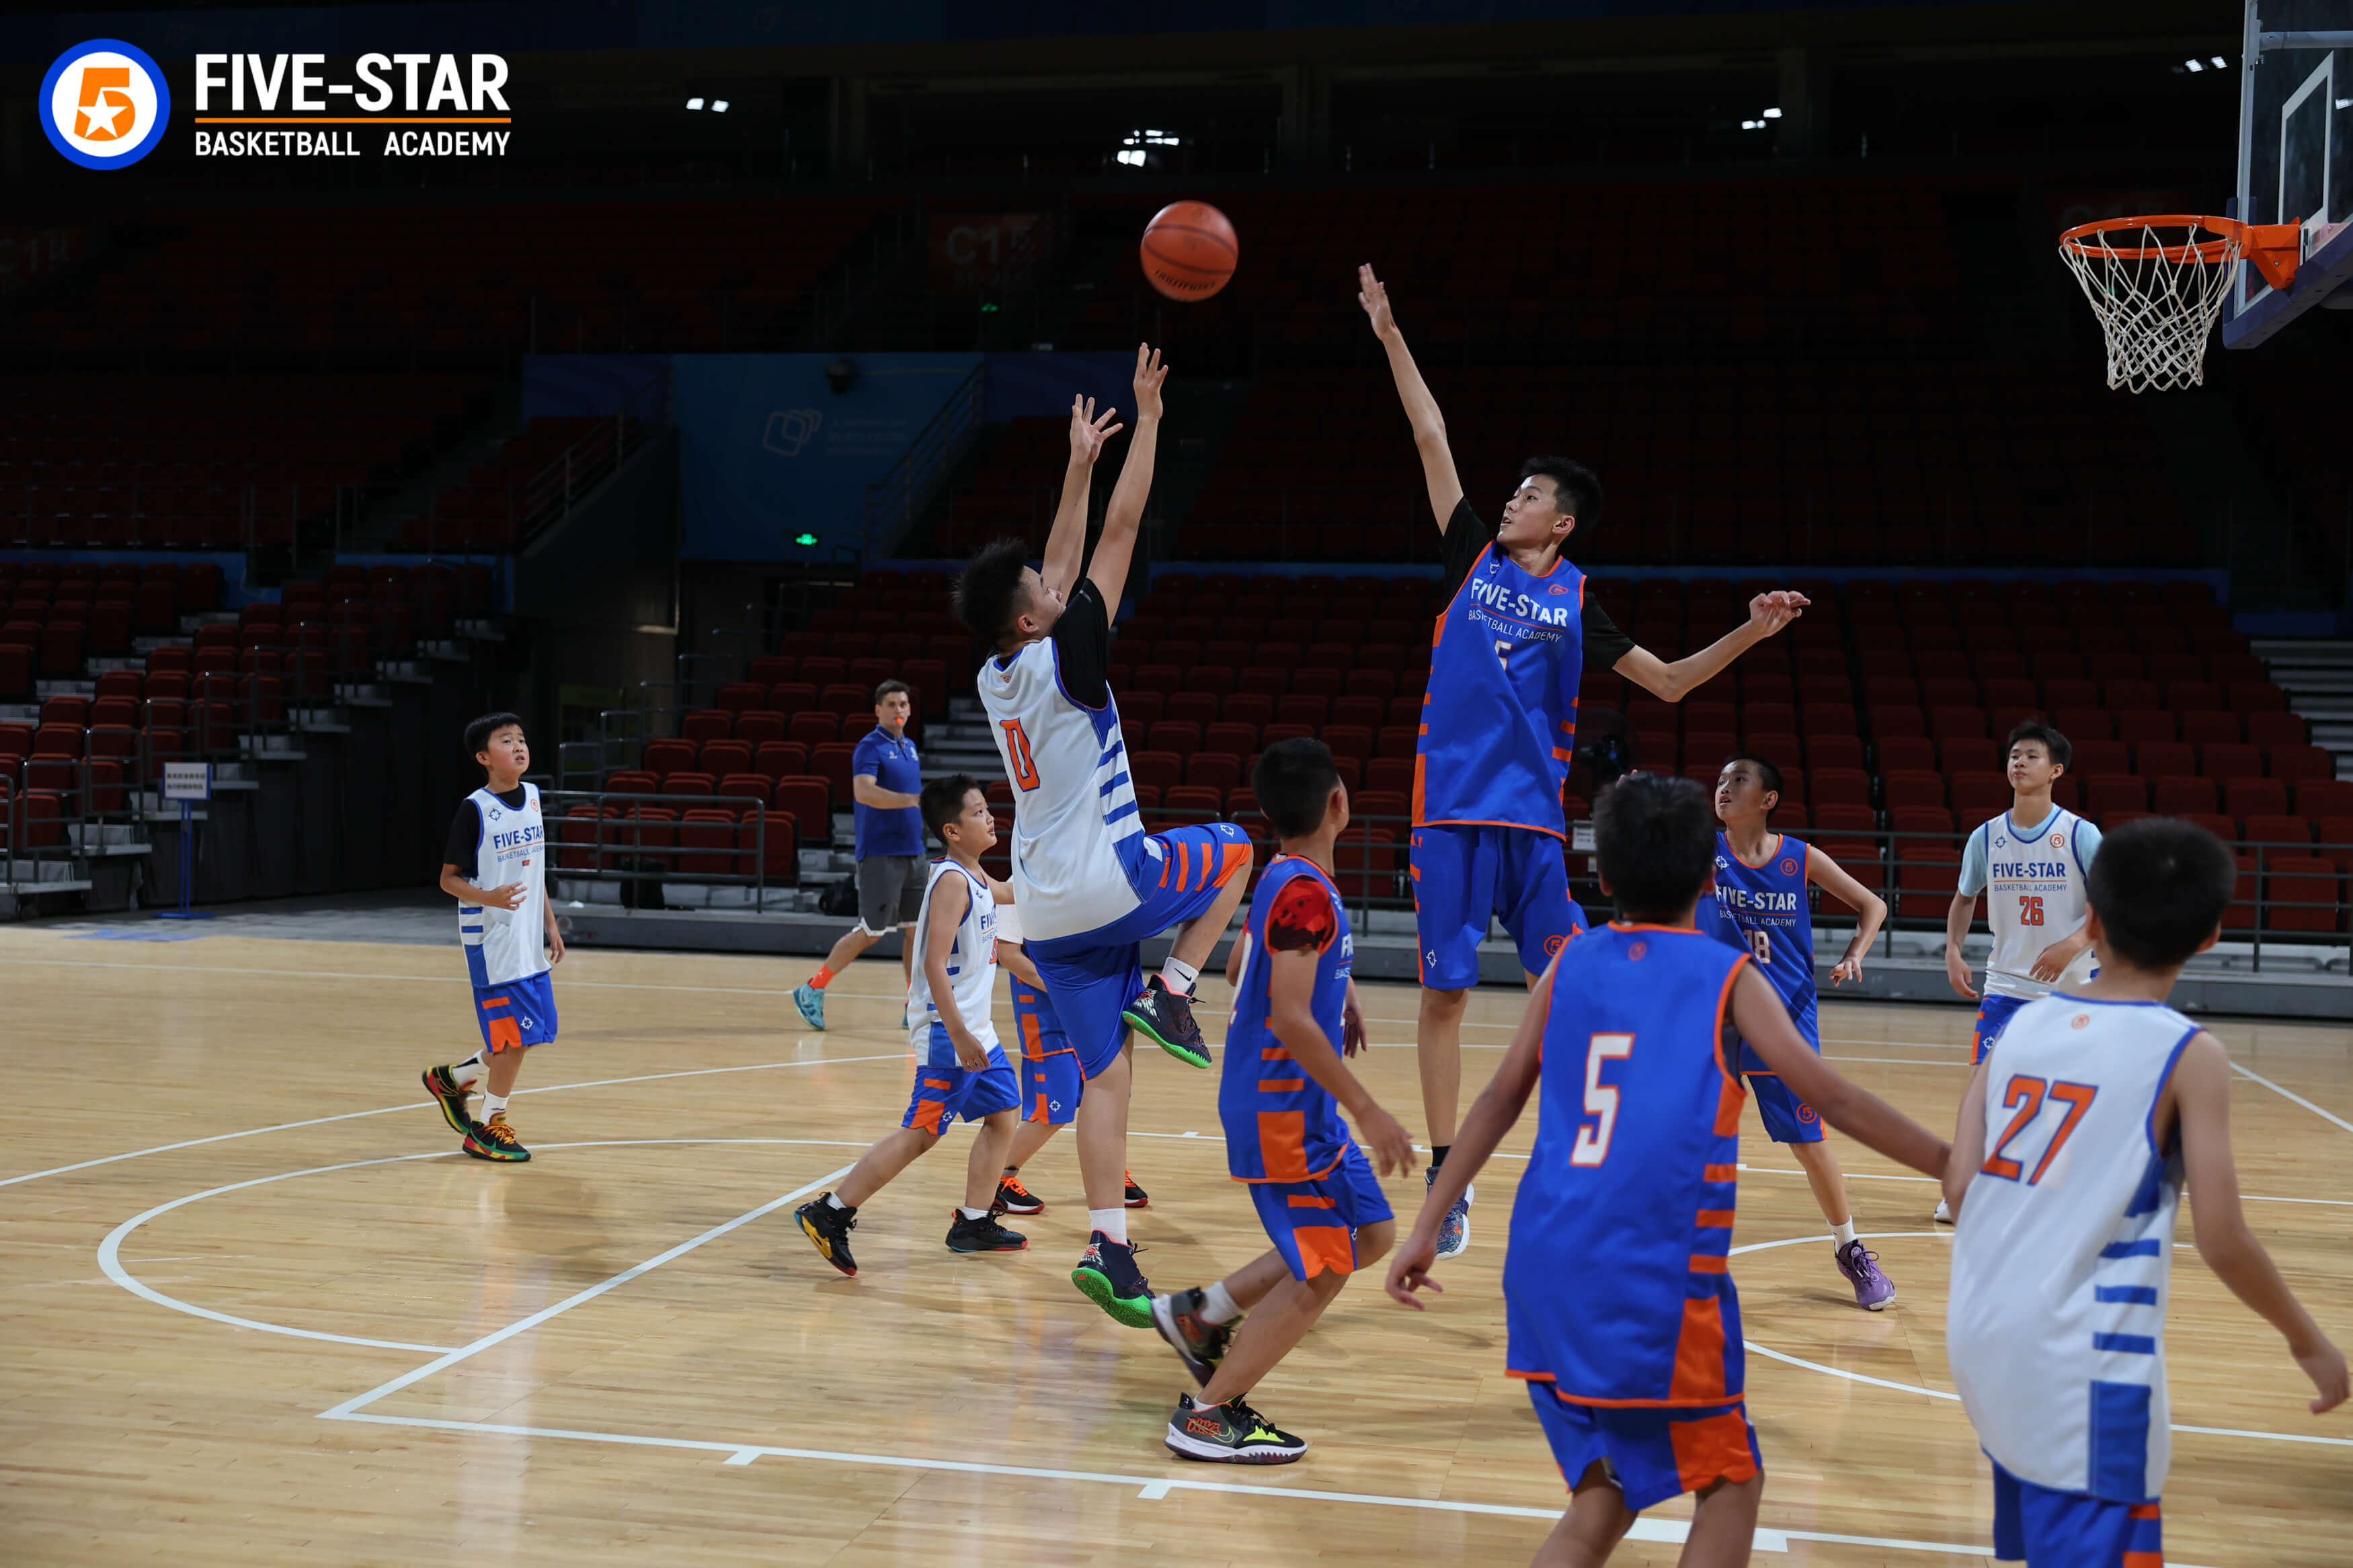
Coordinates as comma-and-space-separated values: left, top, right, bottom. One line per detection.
2230, 1061, 2353, 1135
0, 1053, 906, 1191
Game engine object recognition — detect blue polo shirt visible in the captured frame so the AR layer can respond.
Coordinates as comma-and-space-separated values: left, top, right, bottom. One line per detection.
850, 727, 924, 858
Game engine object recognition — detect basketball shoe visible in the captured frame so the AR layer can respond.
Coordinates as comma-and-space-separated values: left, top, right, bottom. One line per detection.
792, 981, 826, 1031
1123, 976, 1210, 1069
1150, 1288, 1234, 1387
796, 1195, 859, 1276
1125, 1171, 1150, 1208
1163, 1393, 1306, 1464
1835, 1240, 1897, 1311
463, 1112, 529, 1163
1932, 1197, 1954, 1225
421, 1064, 475, 1136
994, 1174, 1043, 1215
946, 1210, 1028, 1253
1071, 1230, 1153, 1327
1431, 1167, 1473, 1259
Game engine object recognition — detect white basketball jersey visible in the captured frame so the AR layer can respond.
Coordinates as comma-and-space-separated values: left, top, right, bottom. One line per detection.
460, 784, 548, 987
978, 637, 1150, 942
1973, 809, 2098, 999
906, 859, 1000, 1054
1947, 995, 2196, 1502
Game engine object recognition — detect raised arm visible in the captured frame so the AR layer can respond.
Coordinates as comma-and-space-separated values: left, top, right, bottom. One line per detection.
1086, 343, 1165, 610
1358, 263, 1464, 532
1041, 395, 1120, 600
1734, 965, 1950, 1177
1615, 591, 1809, 702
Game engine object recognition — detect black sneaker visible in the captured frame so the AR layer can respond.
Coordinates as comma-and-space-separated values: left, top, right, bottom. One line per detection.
946, 1210, 1028, 1253
995, 1175, 1044, 1216
1070, 1229, 1154, 1327
422, 1064, 475, 1137
1164, 1392, 1306, 1464
1124, 1171, 1150, 1208
1123, 975, 1211, 1069
1151, 1288, 1234, 1387
796, 1195, 859, 1276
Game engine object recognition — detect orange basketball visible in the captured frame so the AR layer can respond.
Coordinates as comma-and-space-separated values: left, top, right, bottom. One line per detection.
1140, 201, 1238, 301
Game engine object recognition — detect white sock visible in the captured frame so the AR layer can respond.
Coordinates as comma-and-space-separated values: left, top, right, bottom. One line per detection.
1831, 1219, 1858, 1249
959, 1206, 990, 1221
1198, 1280, 1242, 1325
827, 1192, 853, 1211
1160, 956, 1201, 996
1088, 1206, 1128, 1244
452, 1055, 487, 1089
482, 1091, 509, 1120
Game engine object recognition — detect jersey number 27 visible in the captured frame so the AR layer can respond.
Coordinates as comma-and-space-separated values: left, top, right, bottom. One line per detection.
1982, 1074, 2098, 1184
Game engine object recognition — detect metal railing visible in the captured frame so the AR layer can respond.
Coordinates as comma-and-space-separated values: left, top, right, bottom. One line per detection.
542, 786, 789, 913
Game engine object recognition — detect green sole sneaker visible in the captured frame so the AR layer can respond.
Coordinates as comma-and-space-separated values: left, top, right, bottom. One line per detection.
421, 1065, 474, 1136
1071, 1266, 1156, 1328
1122, 977, 1211, 1069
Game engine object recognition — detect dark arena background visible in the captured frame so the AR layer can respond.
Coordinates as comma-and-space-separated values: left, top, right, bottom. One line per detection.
3, 3, 2351, 1565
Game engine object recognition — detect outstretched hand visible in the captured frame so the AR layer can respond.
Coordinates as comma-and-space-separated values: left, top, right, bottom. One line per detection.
1746, 590, 1810, 638
1131, 343, 1168, 421
1068, 394, 1121, 465
1385, 1229, 1443, 1310
1356, 263, 1397, 339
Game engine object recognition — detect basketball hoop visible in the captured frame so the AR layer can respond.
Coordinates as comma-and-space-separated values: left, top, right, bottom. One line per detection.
2057, 215, 2302, 392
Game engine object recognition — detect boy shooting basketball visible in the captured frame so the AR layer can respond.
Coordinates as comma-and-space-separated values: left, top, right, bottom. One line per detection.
1701, 753, 1897, 1310
794, 775, 1029, 1274
958, 345, 1253, 1327
1356, 263, 1810, 1261
421, 713, 563, 1163
1148, 739, 1414, 1463
1944, 817, 2346, 1568
1388, 774, 1950, 1568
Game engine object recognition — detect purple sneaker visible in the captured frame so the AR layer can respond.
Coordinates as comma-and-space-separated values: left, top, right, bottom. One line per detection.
1835, 1239, 1896, 1311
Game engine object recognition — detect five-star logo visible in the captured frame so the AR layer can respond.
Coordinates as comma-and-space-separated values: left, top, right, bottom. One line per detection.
40, 40, 171, 170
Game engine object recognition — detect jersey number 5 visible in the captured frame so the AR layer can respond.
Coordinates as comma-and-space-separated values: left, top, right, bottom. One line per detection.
1982, 1074, 2098, 1184
1000, 718, 1041, 791
1570, 1032, 1636, 1167
2019, 895, 2046, 927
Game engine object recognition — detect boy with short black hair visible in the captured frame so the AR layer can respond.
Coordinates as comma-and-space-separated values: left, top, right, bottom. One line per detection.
1150, 737, 1415, 1464
1389, 773, 1950, 1567
1703, 753, 1897, 1310
1944, 817, 2346, 1568
422, 712, 563, 1163
795, 774, 1028, 1272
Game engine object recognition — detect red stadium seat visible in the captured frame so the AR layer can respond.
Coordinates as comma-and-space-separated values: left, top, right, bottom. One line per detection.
2200, 743, 2264, 780
2083, 775, 2149, 818
2264, 857, 2341, 934
2224, 778, 2290, 820
2270, 745, 2336, 786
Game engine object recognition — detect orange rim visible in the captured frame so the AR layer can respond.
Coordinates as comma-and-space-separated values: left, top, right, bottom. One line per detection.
2059, 213, 2303, 290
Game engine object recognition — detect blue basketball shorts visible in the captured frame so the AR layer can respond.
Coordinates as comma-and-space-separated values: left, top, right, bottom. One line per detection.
1991, 1461, 2161, 1567
1525, 1383, 1761, 1514
472, 971, 557, 1055
1027, 822, 1253, 1079
1010, 977, 1082, 1124
1410, 823, 1588, 990
1242, 1142, 1394, 1282
901, 1040, 1021, 1135
1975, 993, 2032, 1064
1742, 1072, 1825, 1143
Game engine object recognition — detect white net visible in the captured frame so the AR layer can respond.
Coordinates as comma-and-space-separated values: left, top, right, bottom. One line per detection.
2058, 220, 2241, 393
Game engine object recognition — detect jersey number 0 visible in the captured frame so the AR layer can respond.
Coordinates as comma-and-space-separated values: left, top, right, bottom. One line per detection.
1000, 718, 1041, 791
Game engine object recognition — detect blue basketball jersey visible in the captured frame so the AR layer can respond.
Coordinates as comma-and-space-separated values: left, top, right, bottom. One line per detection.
1699, 831, 1818, 1065
1414, 542, 1585, 837
1221, 856, 1356, 1183
1505, 925, 1751, 1407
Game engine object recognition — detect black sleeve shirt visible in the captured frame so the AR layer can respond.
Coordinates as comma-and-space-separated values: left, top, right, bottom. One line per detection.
1053, 577, 1115, 709
443, 786, 530, 880
1437, 497, 1634, 670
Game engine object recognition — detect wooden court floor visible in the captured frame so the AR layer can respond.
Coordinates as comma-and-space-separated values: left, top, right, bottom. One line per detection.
2, 925, 2348, 1567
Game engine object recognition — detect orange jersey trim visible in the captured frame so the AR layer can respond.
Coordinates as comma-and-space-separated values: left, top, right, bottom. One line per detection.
1230, 1145, 1350, 1185
1703, 1163, 1739, 1182
1689, 1253, 1731, 1274
1507, 1372, 1749, 1410
1414, 815, 1568, 841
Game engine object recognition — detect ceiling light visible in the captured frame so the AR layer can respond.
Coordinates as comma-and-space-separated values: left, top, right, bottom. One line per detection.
1117, 149, 1146, 166
2213, 56, 2228, 68
1762, 107, 1782, 119
711, 99, 729, 112
686, 97, 704, 110
2186, 58, 2204, 71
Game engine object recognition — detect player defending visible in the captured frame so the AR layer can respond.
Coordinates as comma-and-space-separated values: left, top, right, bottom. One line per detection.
959, 346, 1254, 1326
422, 712, 563, 1163
1702, 753, 1897, 1310
1358, 263, 1809, 1260
794, 775, 1029, 1274
1389, 774, 1950, 1568
1938, 719, 2100, 1221
991, 910, 1150, 1215
1944, 817, 2346, 1568
1149, 739, 1416, 1463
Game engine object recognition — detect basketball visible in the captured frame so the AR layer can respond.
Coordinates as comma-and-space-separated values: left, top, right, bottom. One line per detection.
1140, 200, 1238, 300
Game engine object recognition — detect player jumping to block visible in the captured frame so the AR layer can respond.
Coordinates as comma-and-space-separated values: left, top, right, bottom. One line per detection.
794, 775, 1030, 1274
960, 345, 1253, 1327
990, 907, 1151, 1216
1357, 263, 1810, 1260
1700, 753, 1897, 1310
1944, 817, 2346, 1568
1938, 718, 2101, 1222
1389, 774, 1951, 1568
422, 712, 564, 1164
1149, 738, 1417, 1463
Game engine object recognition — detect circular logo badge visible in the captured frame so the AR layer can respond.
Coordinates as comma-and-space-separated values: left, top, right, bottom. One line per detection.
2050, 833, 2065, 849
1780, 857, 1798, 876
1796, 1102, 1819, 1124
2071, 1013, 2091, 1030
1548, 583, 1570, 595
1628, 940, 1648, 961
1544, 932, 1567, 957
41, 40, 171, 170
